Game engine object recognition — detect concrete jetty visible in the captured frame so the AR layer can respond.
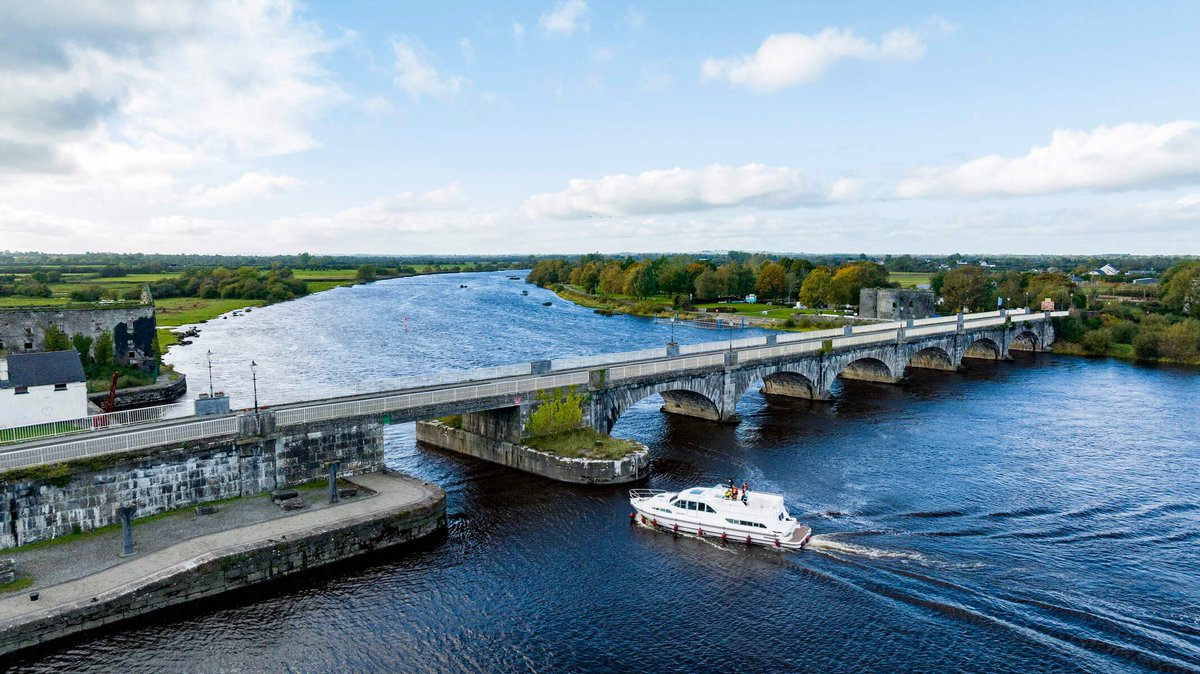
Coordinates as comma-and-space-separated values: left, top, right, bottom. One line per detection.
0, 471, 445, 657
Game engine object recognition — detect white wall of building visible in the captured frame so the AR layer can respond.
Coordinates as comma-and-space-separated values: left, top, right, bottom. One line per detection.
0, 382, 89, 429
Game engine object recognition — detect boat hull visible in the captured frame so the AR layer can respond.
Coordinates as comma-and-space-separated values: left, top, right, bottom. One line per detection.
631, 503, 811, 550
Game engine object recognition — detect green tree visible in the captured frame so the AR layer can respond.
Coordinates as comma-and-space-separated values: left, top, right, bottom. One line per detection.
356, 264, 378, 283
830, 261, 889, 306
42, 325, 71, 351
598, 262, 625, 295
1080, 329, 1111, 356
799, 267, 833, 308
1159, 261, 1200, 318
622, 262, 656, 298
93, 332, 114, 368
693, 269, 720, 300
1159, 319, 1200, 362
72, 333, 94, 365
941, 266, 994, 312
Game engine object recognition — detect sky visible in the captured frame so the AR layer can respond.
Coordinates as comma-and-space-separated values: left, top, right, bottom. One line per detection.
1, 1, 1199, 256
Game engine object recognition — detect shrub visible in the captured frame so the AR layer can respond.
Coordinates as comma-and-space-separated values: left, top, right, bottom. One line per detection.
1132, 329, 1161, 359
1107, 319, 1138, 344
1080, 329, 1111, 356
526, 387, 588, 438
1159, 319, 1200, 363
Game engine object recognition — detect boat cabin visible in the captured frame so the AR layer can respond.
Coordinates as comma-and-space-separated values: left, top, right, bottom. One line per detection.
668, 485, 791, 530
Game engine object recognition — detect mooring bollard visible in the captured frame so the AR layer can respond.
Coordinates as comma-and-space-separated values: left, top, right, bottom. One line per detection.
328, 461, 340, 504
118, 505, 136, 557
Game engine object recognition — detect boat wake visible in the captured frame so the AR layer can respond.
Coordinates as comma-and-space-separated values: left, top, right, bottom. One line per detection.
805, 534, 929, 563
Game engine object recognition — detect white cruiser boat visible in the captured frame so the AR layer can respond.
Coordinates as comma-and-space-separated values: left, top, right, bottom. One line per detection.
629, 485, 812, 550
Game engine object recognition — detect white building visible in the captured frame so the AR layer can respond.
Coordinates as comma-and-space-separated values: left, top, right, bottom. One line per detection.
0, 351, 88, 429
1099, 264, 1120, 276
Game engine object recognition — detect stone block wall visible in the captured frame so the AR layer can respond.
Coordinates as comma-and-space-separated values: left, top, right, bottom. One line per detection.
0, 486, 446, 657
0, 415, 383, 549
416, 420, 648, 484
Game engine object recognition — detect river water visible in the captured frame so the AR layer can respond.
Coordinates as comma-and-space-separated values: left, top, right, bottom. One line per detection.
11, 271, 1200, 673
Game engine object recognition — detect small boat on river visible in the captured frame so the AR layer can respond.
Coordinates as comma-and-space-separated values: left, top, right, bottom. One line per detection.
629, 484, 811, 550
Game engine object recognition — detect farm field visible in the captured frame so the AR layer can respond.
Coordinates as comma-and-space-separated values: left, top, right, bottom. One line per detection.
888, 272, 932, 288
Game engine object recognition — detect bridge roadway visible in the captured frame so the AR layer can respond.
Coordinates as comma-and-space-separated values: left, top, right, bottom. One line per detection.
0, 309, 1066, 471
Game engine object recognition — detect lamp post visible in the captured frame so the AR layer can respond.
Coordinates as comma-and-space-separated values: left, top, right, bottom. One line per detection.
251, 360, 259, 415
206, 350, 214, 398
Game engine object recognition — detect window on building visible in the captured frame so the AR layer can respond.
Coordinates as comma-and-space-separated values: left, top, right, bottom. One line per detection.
128, 351, 136, 359
54, 383, 68, 391
24, 342, 33, 350
14, 386, 28, 394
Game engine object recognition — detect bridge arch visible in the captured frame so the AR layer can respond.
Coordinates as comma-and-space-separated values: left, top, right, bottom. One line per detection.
1009, 329, 1042, 352
761, 370, 818, 399
597, 376, 726, 432
905, 346, 957, 372
963, 336, 1002, 361
837, 356, 900, 384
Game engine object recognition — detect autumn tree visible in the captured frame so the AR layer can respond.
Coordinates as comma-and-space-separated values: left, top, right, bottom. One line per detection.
799, 267, 834, 308
941, 266, 994, 312
755, 262, 788, 299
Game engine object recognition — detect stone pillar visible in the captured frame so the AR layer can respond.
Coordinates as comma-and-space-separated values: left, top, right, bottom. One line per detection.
666, 343, 680, 358
327, 461, 340, 504
462, 407, 524, 443
530, 360, 552, 375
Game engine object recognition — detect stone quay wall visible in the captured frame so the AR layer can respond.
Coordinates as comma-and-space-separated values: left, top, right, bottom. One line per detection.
416, 420, 649, 485
86, 374, 188, 411
0, 484, 446, 657
0, 416, 384, 550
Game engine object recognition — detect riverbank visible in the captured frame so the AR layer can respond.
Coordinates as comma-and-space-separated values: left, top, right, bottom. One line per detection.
548, 284, 853, 332
0, 471, 445, 657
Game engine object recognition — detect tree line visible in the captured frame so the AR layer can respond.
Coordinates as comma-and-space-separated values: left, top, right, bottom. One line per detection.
527, 254, 894, 308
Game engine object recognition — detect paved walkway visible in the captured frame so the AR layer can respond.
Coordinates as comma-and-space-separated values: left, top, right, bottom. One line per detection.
0, 472, 438, 627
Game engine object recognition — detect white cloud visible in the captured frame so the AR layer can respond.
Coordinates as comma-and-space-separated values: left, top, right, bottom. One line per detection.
185, 171, 307, 207
0, 0, 342, 210
513, 21, 525, 37
457, 37, 474, 65
896, 121, 1200, 199
702, 26, 927, 91
622, 7, 646, 30
520, 164, 852, 219
540, 0, 589, 37
362, 95, 395, 115
391, 39, 467, 100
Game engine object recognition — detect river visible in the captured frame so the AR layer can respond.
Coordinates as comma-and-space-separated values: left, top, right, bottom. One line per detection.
10, 271, 1200, 673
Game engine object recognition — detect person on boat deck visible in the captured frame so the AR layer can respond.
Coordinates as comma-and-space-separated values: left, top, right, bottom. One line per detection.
742, 482, 749, 505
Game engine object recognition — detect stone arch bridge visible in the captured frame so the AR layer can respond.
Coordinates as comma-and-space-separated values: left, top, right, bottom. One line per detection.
589, 314, 1053, 429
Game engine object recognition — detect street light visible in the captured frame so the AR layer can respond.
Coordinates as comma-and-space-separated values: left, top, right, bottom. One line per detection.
206, 350, 214, 398
251, 360, 258, 414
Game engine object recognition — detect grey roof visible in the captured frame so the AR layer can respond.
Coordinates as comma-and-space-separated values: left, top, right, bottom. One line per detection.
2, 351, 86, 389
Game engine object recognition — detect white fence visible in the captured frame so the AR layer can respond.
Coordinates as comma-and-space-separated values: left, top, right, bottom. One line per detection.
272, 372, 590, 428
0, 401, 195, 446
606, 354, 727, 381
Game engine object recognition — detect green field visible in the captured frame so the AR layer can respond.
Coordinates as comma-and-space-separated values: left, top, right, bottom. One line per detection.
888, 272, 932, 288
154, 298, 267, 327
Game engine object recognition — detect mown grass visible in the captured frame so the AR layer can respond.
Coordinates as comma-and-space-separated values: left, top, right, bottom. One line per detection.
888, 272, 933, 288
523, 428, 643, 460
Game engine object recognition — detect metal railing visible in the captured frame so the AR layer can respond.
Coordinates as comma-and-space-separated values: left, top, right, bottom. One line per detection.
0, 415, 240, 471
272, 371, 590, 428
607, 354, 727, 381
0, 400, 195, 446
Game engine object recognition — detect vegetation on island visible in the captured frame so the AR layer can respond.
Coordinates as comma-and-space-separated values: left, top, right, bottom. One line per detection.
521, 387, 642, 460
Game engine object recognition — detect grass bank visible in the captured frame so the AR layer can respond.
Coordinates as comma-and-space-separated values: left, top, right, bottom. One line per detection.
523, 428, 643, 460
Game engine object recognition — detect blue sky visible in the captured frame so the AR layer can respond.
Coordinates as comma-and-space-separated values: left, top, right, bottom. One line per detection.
1, 1, 1199, 255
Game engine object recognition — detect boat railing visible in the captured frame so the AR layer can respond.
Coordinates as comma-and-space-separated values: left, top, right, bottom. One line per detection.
629, 489, 667, 500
